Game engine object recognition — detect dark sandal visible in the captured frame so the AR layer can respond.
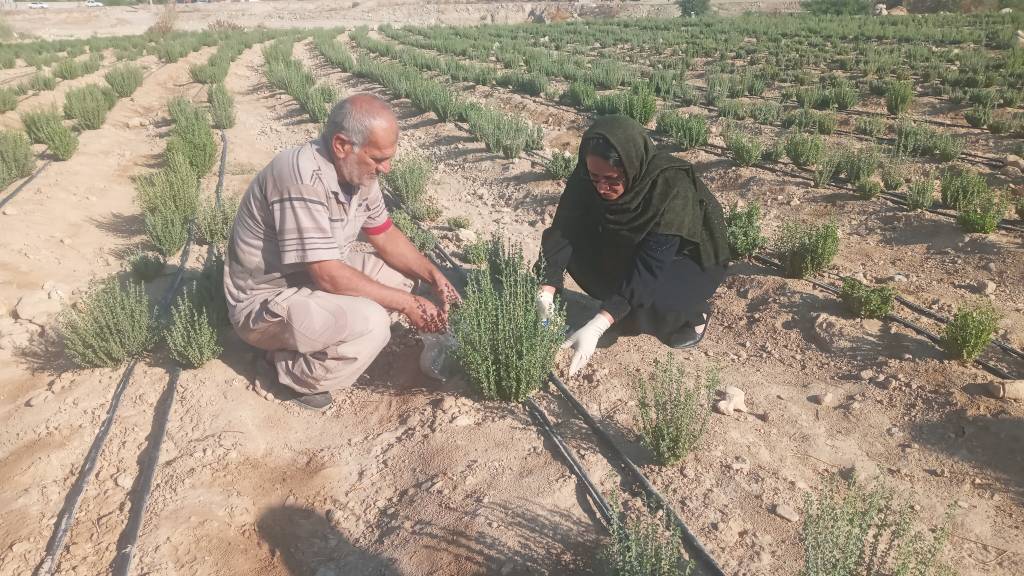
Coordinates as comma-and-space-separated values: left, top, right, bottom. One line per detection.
668, 311, 712, 350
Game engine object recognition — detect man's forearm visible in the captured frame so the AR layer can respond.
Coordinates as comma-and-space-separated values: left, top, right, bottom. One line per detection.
369, 226, 442, 283
308, 260, 412, 313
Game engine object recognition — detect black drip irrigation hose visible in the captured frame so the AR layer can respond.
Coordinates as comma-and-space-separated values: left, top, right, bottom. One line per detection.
423, 239, 726, 576
34, 116, 224, 576
546, 374, 727, 576
33, 358, 140, 576
111, 129, 230, 576
750, 255, 1016, 381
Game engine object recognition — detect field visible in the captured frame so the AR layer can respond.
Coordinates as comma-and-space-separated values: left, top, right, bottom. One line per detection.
0, 3, 1023, 575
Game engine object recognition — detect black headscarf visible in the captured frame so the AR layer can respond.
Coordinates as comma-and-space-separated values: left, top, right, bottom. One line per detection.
556, 115, 730, 269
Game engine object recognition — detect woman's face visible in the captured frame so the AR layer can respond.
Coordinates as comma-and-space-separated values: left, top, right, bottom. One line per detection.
585, 154, 627, 201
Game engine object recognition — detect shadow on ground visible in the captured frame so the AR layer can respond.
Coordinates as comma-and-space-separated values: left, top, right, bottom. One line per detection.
258, 505, 400, 576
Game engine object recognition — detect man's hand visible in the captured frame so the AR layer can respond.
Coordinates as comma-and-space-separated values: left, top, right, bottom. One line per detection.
561, 312, 612, 376
403, 294, 447, 333
430, 270, 461, 314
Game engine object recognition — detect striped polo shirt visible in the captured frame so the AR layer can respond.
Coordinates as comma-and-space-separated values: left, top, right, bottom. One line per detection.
225, 138, 392, 325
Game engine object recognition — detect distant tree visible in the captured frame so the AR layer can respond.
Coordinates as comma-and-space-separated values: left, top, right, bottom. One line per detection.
801, 0, 874, 14
678, 0, 712, 16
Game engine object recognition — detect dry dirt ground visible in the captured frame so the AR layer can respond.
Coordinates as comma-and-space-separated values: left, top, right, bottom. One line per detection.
0, 10, 1023, 576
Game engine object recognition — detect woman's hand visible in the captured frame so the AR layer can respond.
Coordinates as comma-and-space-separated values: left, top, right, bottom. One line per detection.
561, 311, 613, 376
535, 286, 556, 324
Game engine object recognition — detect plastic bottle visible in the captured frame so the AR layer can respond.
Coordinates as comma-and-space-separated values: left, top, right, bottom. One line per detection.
419, 331, 456, 381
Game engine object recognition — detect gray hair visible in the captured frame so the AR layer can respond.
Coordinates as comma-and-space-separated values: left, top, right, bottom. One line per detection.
322, 94, 395, 150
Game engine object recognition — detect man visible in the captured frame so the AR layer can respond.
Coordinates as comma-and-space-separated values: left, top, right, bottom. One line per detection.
225, 94, 456, 411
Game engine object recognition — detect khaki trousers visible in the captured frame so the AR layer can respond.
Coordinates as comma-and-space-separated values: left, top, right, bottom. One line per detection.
235, 252, 414, 394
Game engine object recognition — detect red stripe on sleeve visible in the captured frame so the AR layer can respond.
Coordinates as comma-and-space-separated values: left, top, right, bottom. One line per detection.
362, 218, 393, 236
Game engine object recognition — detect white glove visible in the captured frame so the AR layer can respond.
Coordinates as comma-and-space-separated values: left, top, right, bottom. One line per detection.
535, 289, 555, 325
561, 313, 612, 376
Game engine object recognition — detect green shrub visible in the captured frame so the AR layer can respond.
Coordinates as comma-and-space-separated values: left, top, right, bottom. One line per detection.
561, 81, 597, 108
194, 194, 239, 248
655, 111, 708, 150
854, 116, 887, 138
0, 88, 16, 113
165, 104, 217, 176
446, 216, 470, 229
593, 82, 657, 125
724, 130, 764, 166
382, 154, 433, 209
906, 179, 935, 210
841, 147, 881, 183
462, 238, 488, 265
775, 219, 840, 278
58, 278, 156, 368
545, 150, 576, 180
208, 82, 235, 129
144, 206, 190, 257
165, 286, 223, 369
802, 478, 955, 576
605, 493, 693, 576
813, 152, 842, 187
725, 202, 766, 258
785, 133, 825, 168
855, 178, 882, 200
717, 98, 746, 120
125, 248, 166, 282
942, 301, 999, 362
463, 104, 543, 159
63, 84, 118, 130
840, 278, 895, 319
880, 161, 908, 191
749, 101, 782, 125
940, 168, 987, 210
930, 132, 963, 162
28, 73, 57, 92
829, 79, 859, 110
815, 112, 838, 135
957, 189, 1008, 234
53, 58, 83, 80
297, 82, 336, 124
104, 63, 144, 98
634, 355, 716, 466
392, 209, 437, 252
885, 81, 914, 115
21, 107, 63, 145
0, 130, 35, 189
964, 105, 992, 129
451, 236, 565, 402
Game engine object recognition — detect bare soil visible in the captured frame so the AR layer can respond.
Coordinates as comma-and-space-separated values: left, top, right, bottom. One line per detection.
0, 5, 1022, 576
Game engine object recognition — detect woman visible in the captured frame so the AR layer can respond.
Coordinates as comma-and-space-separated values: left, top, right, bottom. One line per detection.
537, 115, 731, 376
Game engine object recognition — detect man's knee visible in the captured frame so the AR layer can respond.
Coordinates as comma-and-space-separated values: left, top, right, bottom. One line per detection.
359, 300, 393, 353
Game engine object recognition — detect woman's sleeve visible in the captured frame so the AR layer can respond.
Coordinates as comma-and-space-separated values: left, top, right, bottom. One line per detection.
601, 233, 680, 321
539, 223, 573, 290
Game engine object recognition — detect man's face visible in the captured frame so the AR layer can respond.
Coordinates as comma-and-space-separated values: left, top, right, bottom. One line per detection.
331, 121, 398, 189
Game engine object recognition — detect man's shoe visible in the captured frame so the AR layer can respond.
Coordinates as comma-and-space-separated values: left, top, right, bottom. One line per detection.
288, 391, 333, 412
668, 312, 712, 350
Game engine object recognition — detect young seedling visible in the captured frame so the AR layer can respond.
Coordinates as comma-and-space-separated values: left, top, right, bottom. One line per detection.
58, 278, 157, 368
634, 355, 717, 466
604, 493, 694, 576
906, 179, 936, 210
775, 219, 840, 279
942, 301, 999, 362
840, 278, 895, 319
802, 478, 956, 576
0, 129, 35, 188
450, 236, 564, 401
544, 150, 577, 180
125, 248, 166, 282
725, 202, 766, 258
165, 284, 223, 369
957, 189, 1009, 234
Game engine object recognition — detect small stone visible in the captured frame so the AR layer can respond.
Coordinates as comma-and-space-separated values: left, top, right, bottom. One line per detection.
773, 503, 800, 522
931, 468, 948, 478
326, 508, 340, 524
15, 291, 63, 325
714, 386, 749, 415
451, 414, 475, 427
858, 369, 877, 381
488, 520, 499, 529
500, 561, 515, 575
984, 262, 997, 273
114, 472, 132, 490
956, 500, 969, 509
811, 392, 836, 407
2, 207, 19, 216
455, 228, 478, 244
1004, 154, 1024, 171
986, 380, 1024, 400
789, 198, 800, 206
974, 280, 997, 296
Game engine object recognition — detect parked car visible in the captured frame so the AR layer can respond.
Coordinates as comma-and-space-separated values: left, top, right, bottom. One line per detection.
85, 0, 103, 6
28, 2, 49, 8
